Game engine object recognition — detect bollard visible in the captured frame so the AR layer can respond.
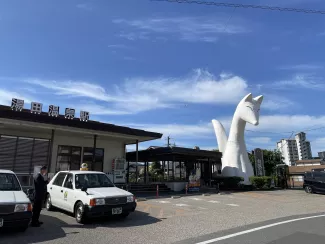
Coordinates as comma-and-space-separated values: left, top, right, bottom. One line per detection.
156, 184, 159, 198
185, 183, 188, 195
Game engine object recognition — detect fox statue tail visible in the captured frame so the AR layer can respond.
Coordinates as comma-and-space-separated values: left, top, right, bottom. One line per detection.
212, 119, 227, 154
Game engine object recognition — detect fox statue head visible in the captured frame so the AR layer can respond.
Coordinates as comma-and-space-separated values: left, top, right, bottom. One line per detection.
237, 93, 263, 126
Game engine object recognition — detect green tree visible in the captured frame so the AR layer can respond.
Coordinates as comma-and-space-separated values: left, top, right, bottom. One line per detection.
248, 149, 284, 176
149, 161, 163, 175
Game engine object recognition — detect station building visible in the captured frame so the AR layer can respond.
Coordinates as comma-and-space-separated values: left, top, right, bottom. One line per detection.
0, 99, 162, 189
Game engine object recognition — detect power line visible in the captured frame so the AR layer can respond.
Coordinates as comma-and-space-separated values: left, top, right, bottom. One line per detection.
246, 125, 325, 135
151, 0, 325, 15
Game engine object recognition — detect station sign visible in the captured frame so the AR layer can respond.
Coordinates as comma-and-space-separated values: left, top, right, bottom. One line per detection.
10, 98, 90, 122
254, 148, 265, 177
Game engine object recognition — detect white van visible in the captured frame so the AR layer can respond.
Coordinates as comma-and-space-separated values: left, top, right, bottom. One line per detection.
46, 170, 136, 223
0, 170, 33, 232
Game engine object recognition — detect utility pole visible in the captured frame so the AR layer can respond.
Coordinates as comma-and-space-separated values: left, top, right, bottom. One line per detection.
166, 136, 174, 147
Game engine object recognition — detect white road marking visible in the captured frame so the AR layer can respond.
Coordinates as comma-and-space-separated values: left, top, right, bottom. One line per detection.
208, 200, 220, 203
175, 203, 190, 207
190, 198, 203, 201
198, 207, 207, 210
195, 214, 325, 244
226, 204, 239, 207
156, 200, 171, 203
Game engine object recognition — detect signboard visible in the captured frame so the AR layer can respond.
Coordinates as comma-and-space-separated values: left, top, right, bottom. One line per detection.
9, 98, 90, 122
188, 168, 201, 192
48, 105, 59, 117
254, 148, 265, 176
80, 111, 90, 122
64, 108, 75, 119
31, 102, 43, 114
11, 98, 24, 111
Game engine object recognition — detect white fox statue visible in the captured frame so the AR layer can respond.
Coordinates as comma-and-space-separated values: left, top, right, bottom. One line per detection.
212, 93, 263, 185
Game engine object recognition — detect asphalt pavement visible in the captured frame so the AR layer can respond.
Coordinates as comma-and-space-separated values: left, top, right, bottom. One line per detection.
176, 213, 325, 244
0, 190, 324, 244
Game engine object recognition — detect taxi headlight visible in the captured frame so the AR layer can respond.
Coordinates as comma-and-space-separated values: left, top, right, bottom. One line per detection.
95, 198, 105, 205
14, 204, 29, 212
127, 195, 135, 203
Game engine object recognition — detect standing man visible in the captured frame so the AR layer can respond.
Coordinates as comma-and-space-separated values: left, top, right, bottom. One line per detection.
31, 166, 47, 227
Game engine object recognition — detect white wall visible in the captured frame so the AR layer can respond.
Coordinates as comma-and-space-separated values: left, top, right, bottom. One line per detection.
51, 132, 125, 173
0, 127, 126, 173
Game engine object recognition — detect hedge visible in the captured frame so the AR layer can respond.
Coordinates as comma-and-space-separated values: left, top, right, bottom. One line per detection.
213, 176, 244, 189
249, 176, 274, 189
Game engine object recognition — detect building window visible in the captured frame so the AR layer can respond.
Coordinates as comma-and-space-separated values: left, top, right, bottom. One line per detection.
82, 148, 104, 172
56, 146, 81, 172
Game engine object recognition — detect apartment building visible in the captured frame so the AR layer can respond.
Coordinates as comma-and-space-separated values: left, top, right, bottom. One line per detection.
318, 151, 325, 159
295, 132, 312, 160
277, 132, 313, 166
277, 139, 299, 166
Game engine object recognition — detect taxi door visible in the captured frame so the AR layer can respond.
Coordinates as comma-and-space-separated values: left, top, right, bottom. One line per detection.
61, 173, 76, 213
48, 172, 67, 209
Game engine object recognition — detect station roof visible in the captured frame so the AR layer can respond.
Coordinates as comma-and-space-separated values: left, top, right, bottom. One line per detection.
126, 146, 222, 162
0, 105, 162, 141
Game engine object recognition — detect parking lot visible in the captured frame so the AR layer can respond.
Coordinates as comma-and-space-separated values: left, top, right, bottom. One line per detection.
1, 190, 325, 244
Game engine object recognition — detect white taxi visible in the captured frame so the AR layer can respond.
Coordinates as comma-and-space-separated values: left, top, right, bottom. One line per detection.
0, 170, 33, 232
46, 170, 136, 223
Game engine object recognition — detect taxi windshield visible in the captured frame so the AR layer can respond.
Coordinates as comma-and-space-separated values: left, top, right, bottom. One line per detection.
0, 173, 21, 191
75, 173, 114, 189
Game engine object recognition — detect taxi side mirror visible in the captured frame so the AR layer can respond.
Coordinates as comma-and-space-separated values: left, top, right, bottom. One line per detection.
81, 186, 88, 192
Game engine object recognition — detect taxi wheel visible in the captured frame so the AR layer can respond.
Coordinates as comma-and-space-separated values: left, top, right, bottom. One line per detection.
46, 194, 53, 211
75, 202, 86, 224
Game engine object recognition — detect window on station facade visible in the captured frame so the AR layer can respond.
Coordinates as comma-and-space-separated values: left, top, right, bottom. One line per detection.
56, 146, 81, 172
82, 148, 104, 172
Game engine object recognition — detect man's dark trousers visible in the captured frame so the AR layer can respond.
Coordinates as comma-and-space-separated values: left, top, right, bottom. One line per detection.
32, 199, 42, 224
32, 172, 46, 225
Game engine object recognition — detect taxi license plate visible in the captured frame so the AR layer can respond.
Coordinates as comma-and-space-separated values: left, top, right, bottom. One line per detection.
112, 207, 122, 215
0, 218, 3, 227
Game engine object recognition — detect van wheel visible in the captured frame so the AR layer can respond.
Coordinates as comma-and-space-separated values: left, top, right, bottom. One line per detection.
305, 186, 313, 193
75, 202, 87, 224
46, 194, 53, 211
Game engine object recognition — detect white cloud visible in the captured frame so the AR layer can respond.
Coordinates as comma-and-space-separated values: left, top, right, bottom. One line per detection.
250, 137, 272, 144
76, 3, 93, 11
273, 74, 325, 89
262, 95, 295, 111
311, 137, 325, 154
16, 69, 252, 114
113, 16, 250, 42
107, 44, 129, 49
0, 89, 34, 107
278, 64, 323, 70
119, 114, 325, 155
5, 69, 293, 115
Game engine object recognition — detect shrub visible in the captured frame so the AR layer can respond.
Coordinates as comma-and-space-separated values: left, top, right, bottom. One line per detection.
213, 176, 244, 189
249, 176, 273, 189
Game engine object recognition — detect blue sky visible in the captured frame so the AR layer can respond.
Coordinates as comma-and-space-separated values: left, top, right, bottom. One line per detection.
1, 0, 325, 155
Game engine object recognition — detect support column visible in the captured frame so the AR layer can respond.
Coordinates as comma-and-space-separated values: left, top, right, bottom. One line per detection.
208, 158, 212, 187
47, 129, 55, 173
144, 161, 147, 184
12, 137, 19, 171
135, 140, 139, 184
127, 160, 130, 184
92, 135, 97, 170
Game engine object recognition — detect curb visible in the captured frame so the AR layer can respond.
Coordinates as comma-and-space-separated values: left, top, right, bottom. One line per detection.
136, 198, 147, 202
171, 196, 181, 199
202, 193, 211, 196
